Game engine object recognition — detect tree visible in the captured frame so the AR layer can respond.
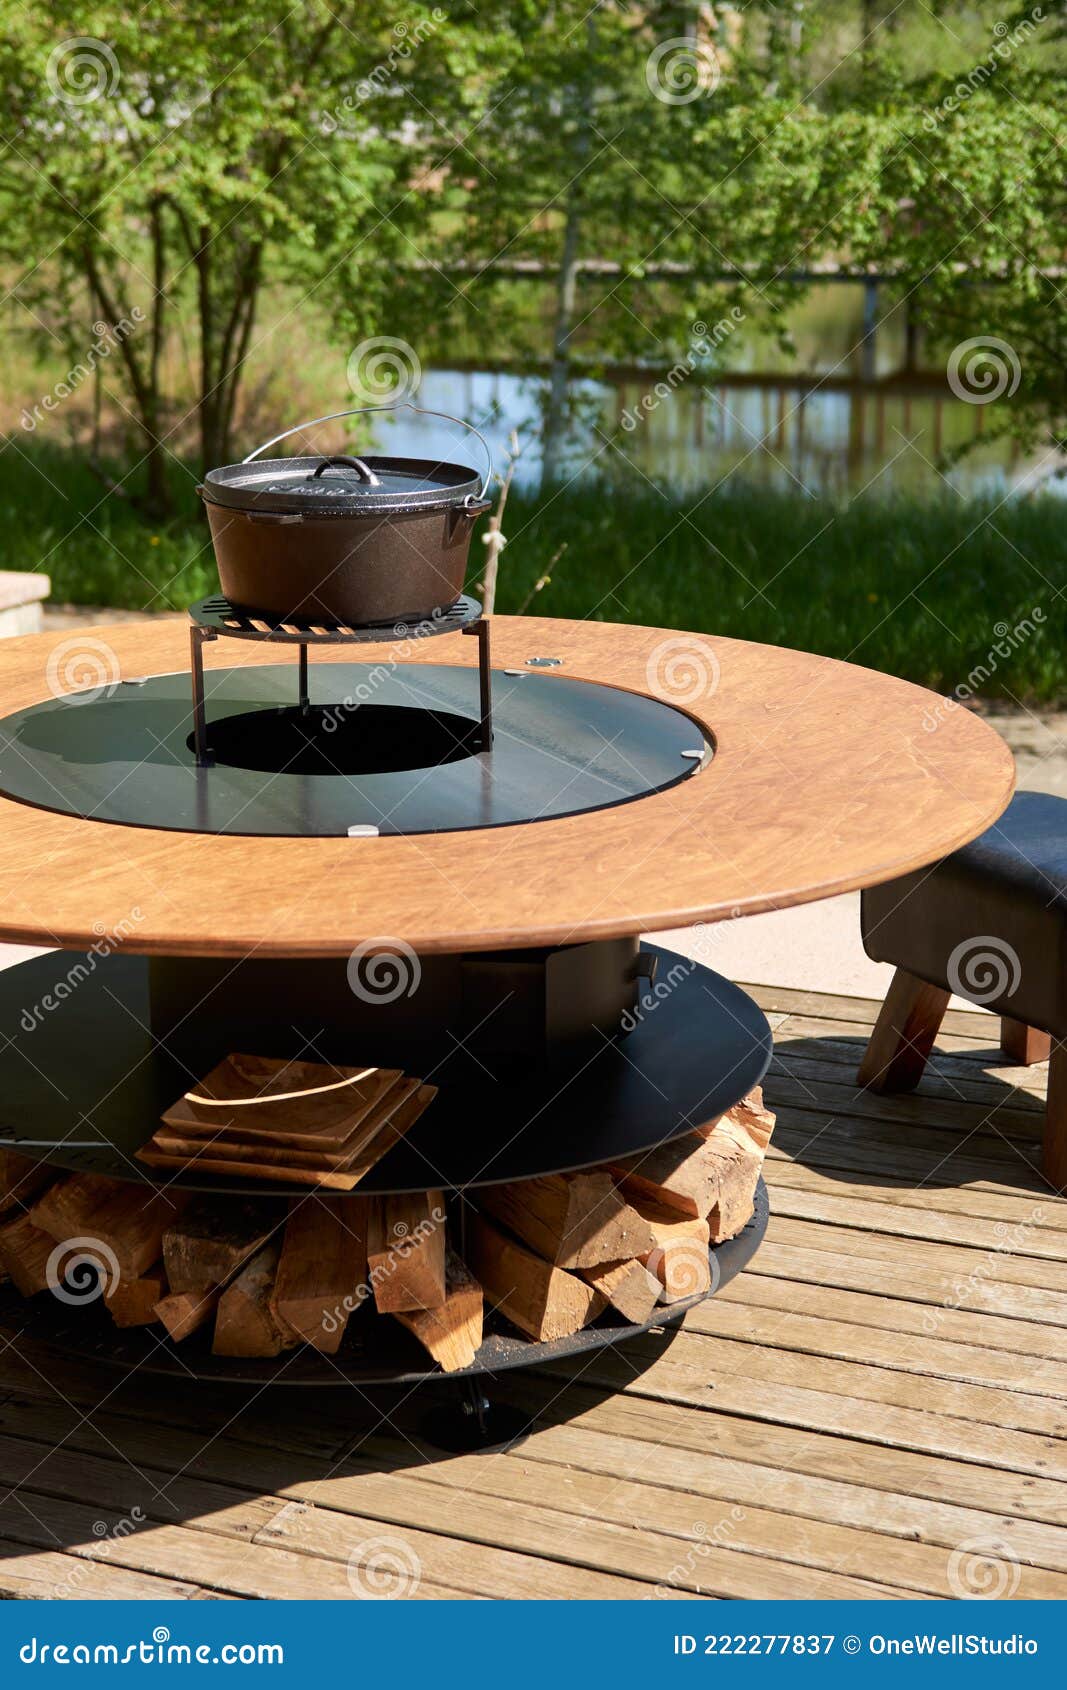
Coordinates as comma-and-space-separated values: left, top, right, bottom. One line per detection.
0, 0, 462, 512
384, 0, 895, 484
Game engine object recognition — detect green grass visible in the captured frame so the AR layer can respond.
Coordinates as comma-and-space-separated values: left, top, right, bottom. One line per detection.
6, 444, 1067, 703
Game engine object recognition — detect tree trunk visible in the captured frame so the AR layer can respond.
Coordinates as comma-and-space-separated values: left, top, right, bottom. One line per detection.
541, 204, 582, 487
541, 20, 595, 488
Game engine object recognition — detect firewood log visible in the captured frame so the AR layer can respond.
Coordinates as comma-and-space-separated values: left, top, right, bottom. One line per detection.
0, 1151, 54, 1217
31, 1174, 188, 1280
271, 1196, 369, 1353
393, 1248, 483, 1372
366, 1190, 447, 1313
213, 1244, 294, 1357
476, 1170, 656, 1269
154, 1286, 221, 1341
105, 1263, 167, 1328
701, 1086, 776, 1241
0, 1211, 57, 1296
466, 1214, 604, 1341
580, 1257, 661, 1323
162, 1197, 282, 1293
611, 1087, 776, 1233
609, 1134, 720, 1219
634, 1202, 711, 1302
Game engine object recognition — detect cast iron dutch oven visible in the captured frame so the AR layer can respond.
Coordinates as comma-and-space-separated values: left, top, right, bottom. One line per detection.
199, 403, 493, 625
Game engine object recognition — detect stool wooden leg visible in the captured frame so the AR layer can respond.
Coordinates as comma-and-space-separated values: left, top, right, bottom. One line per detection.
858, 967, 950, 1093
1000, 1017, 1052, 1065
1044, 1042, 1067, 1190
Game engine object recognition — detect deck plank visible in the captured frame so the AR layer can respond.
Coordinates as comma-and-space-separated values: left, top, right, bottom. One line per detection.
0, 975, 1064, 1599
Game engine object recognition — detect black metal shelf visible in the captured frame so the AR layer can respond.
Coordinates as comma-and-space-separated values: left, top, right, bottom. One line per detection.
0, 946, 771, 1197
0, 1183, 767, 1387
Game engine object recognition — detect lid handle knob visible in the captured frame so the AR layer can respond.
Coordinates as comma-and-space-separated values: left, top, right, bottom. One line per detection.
310, 454, 381, 487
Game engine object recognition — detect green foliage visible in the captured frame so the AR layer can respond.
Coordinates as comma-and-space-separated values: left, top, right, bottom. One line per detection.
11, 444, 1066, 703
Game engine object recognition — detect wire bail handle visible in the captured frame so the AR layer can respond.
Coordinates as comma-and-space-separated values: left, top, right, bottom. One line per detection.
243, 402, 494, 503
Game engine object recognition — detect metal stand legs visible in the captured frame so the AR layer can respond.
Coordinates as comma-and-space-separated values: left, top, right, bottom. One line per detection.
418, 1377, 532, 1454
462, 617, 494, 750
190, 624, 217, 767
190, 616, 494, 768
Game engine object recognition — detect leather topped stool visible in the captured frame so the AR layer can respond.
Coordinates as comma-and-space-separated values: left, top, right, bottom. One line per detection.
858, 789, 1066, 1186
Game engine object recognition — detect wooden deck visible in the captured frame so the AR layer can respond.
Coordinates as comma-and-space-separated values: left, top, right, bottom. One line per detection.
0, 980, 1065, 1601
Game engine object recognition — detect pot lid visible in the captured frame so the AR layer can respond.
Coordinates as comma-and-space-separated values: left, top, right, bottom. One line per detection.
202, 453, 484, 517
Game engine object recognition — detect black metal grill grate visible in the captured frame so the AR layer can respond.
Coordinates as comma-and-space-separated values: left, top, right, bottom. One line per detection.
189, 593, 483, 645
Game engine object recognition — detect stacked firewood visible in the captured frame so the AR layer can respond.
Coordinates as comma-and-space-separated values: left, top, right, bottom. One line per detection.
0, 1088, 773, 1371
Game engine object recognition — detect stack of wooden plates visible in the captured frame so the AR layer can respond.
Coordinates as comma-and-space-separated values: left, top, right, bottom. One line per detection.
137, 1053, 437, 1189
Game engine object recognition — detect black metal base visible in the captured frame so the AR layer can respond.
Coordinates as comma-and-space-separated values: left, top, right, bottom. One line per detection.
419, 1386, 533, 1453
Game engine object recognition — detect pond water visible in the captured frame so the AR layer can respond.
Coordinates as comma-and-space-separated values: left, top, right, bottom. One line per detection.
362, 284, 1054, 499
372, 366, 1051, 501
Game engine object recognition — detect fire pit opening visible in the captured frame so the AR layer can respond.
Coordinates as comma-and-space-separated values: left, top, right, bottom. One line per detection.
187, 702, 480, 778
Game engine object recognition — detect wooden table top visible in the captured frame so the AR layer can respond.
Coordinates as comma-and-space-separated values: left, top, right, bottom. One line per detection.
0, 616, 1013, 957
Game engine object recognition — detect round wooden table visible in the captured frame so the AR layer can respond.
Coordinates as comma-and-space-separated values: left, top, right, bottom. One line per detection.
0, 615, 1014, 956
0, 614, 1013, 1410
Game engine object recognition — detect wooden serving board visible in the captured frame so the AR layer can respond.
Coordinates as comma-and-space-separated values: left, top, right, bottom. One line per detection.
151, 1078, 422, 1171
138, 1084, 437, 1190
163, 1054, 404, 1149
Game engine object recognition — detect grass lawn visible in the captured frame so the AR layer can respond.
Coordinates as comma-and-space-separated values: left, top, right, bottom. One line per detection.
6, 444, 1066, 703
